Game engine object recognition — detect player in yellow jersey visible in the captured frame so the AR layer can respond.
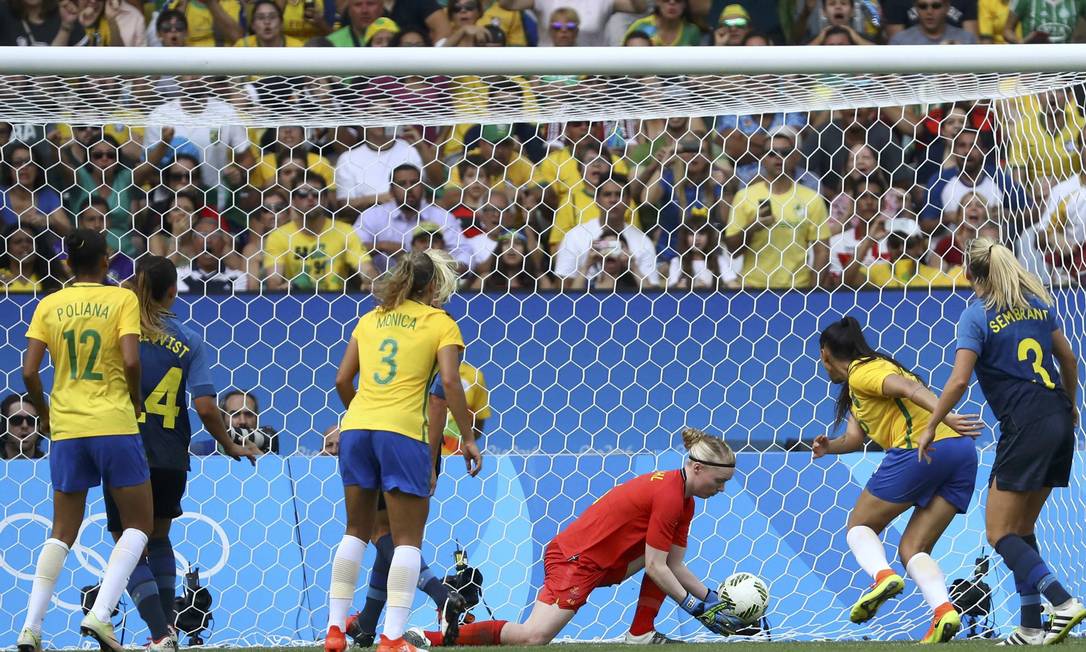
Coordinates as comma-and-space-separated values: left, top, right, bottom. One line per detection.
325, 250, 483, 652
17, 230, 153, 652
812, 317, 983, 644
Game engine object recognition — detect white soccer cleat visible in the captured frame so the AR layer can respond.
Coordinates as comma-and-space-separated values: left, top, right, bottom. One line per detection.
1044, 598, 1086, 645
624, 630, 684, 644
80, 612, 124, 652
146, 631, 179, 652
17, 627, 42, 652
998, 627, 1044, 646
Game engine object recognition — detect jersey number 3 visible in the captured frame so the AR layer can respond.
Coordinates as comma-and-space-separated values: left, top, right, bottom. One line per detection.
139, 367, 183, 428
1018, 338, 1056, 389
373, 338, 399, 385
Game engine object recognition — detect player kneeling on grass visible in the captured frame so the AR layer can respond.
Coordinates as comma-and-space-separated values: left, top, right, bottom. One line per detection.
924, 239, 1086, 646
409, 428, 741, 647
813, 316, 983, 644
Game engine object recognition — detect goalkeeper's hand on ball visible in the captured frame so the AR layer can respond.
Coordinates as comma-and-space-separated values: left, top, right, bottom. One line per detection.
679, 591, 742, 636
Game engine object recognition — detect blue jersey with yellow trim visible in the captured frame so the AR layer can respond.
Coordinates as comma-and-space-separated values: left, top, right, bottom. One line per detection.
139, 316, 216, 470
956, 297, 1064, 421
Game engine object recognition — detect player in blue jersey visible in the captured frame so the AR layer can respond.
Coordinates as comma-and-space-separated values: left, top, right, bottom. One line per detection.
103, 256, 256, 651
923, 238, 1084, 646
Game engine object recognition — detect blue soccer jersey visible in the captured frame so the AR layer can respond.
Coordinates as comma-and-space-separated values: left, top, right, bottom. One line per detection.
956, 297, 1064, 421
139, 316, 217, 470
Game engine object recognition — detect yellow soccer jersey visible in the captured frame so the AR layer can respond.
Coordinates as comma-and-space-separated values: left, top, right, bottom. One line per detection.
233, 35, 306, 47
279, 0, 327, 41
848, 358, 958, 450
165, 0, 243, 46
725, 181, 830, 289
262, 221, 369, 292
1007, 94, 1086, 181
25, 283, 141, 440
864, 261, 967, 289
342, 301, 464, 442
440, 361, 492, 454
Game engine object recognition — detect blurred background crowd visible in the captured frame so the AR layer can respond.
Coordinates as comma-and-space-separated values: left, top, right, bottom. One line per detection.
1, 0, 1085, 299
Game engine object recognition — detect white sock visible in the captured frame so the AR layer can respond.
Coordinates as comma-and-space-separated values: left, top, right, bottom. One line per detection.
383, 545, 422, 640
846, 526, 892, 580
906, 553, 950, 609
23, 539, 69, 634
92, 529, 148, 622
328, 535, 365, 631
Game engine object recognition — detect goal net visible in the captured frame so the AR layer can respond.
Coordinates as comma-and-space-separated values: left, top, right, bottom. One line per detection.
0, 45, 1083, 645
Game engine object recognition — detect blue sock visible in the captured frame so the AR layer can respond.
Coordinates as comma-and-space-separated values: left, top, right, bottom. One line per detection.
128, 559, 170, 639
355, 535, 393, 637
418, 563, 449, 607
147, 537, 176, 623
995, 535, 1072, 607
1018, 534, 1043, 629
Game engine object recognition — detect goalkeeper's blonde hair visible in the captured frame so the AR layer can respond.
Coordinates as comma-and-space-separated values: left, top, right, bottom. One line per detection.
374, 250, 459, 311
681, 427, 734, 467
966, 237, 1051, 313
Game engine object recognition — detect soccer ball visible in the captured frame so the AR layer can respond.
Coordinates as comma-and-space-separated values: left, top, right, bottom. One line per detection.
229, 426, 271, 453
716, 572, 769, 624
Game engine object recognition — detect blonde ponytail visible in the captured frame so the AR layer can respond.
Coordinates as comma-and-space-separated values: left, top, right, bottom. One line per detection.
966, 237, 1051, 313
373, 250, 460, 311
681, 427, 735, 467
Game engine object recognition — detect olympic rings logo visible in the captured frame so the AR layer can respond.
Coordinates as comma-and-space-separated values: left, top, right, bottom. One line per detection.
0, 512, 230, 611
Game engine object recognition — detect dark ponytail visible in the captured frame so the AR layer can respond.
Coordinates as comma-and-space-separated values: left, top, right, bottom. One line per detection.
65, 228, 108, 278
819, 316, 917, 427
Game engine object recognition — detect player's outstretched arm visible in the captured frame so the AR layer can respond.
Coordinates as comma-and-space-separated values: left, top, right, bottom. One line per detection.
920, 349, 980, 461
438, 345, 482, 476
193, 395, 257, 465
811, 415, 865, 458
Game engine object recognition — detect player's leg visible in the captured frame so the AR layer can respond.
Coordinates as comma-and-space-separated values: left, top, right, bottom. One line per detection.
383, 490, 429, 643
377, 429, 434, 650
989, 485, 1085, 645
147, 518, 177, 625
103, 485, 172, 648
899, 495, 960, 643
18, 488, 85, 652
80, 435, 153, 652
844, 490, 910, 624
348, 508, 393, 647
328, 429, 380, 652
616, 556, 679, 644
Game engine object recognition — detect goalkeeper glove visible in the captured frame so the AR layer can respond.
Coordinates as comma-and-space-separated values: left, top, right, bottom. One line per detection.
678, 591, 710, 618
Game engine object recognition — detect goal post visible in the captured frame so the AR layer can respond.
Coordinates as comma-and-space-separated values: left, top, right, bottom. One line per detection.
0, 45, 1083, 646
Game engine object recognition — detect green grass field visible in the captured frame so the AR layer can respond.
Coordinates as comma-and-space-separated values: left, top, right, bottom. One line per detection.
194, 639, 1086, 652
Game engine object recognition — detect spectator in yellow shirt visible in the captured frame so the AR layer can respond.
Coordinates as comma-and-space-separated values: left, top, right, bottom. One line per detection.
278, 0, 333, 41
163, 0, 244, 46
550, 143, 640, 248
844, 229, 967, 289
978, 0, 1018, 42
251, 126, 335, 191
233, 0, 305, 46
533, 121, 629, 209
1006, 90, 1086, 185
262, 180, 376, 292
724, 129, 831, 290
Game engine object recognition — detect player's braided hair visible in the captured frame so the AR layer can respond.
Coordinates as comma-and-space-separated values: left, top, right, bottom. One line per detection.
681, 427, 734, 467
128, 254, 177, 343
374, 250, 458, 311
820, 316, 918, 428
966, 237, 1052, 313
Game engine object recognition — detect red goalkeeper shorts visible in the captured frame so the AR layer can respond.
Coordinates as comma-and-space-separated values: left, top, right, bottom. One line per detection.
536, 540, 625, 611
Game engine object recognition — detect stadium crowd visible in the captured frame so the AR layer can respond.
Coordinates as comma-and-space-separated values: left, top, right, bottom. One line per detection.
1, 0, 1085, 297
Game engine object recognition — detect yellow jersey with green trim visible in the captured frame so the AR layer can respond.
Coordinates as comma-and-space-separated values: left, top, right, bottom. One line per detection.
341, 300, 464, 442
25, 283, 141, 440
847, 358, 957, 450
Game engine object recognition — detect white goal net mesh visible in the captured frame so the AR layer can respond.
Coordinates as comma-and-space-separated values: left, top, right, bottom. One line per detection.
0, 53, 1083, 645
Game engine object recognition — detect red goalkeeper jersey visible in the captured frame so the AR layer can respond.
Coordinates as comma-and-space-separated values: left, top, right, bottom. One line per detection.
551, 469, 695, 571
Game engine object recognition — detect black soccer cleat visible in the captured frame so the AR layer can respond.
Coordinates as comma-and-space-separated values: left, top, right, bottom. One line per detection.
439, 590, 468, 646
346, 613, 375, 647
